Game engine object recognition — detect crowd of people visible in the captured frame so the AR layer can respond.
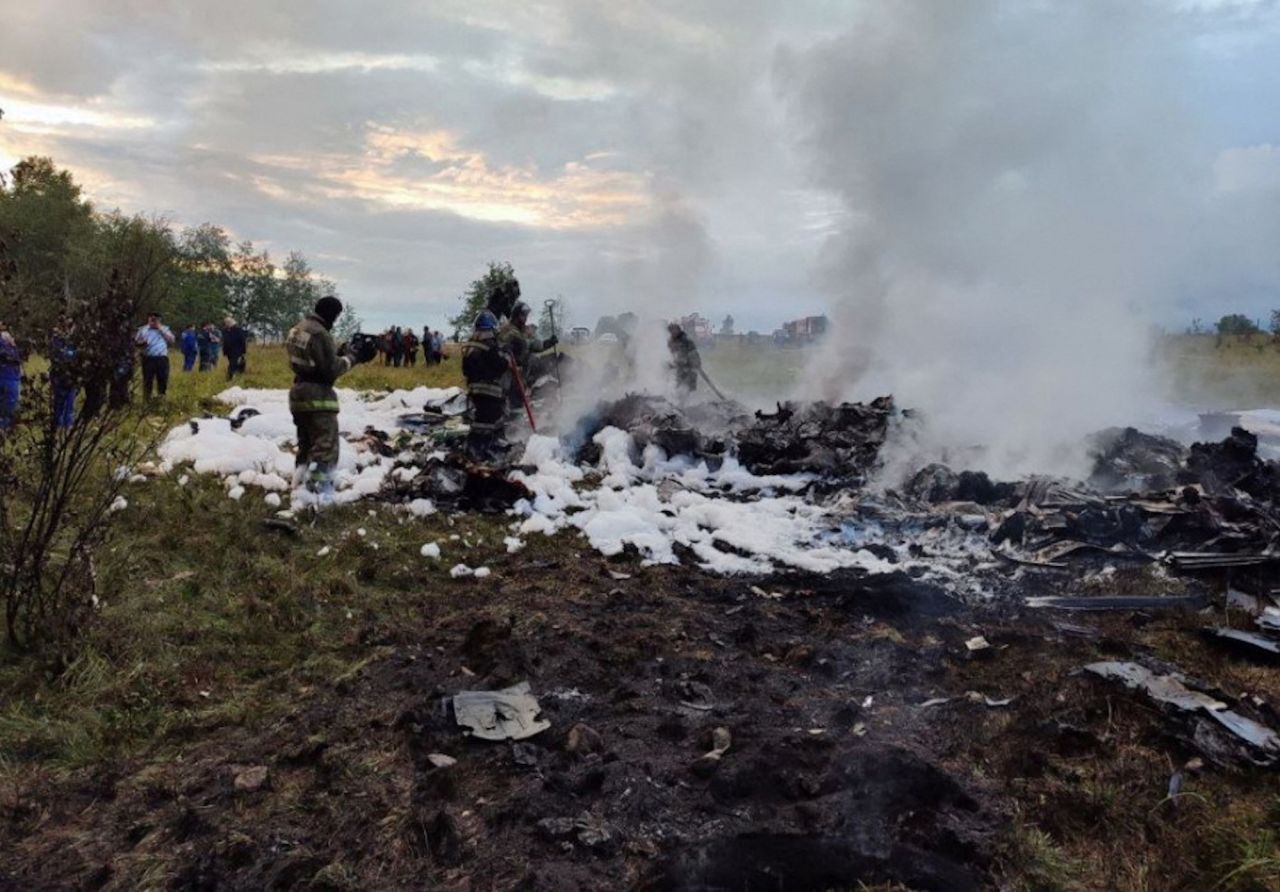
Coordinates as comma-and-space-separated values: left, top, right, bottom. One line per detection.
0, 310, 459, 434
0, 313, 249, 430
177, 319, 247, 376
375, 326, 447, 367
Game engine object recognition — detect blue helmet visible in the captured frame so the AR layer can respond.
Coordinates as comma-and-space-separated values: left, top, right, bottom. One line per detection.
474, 310, 499, 332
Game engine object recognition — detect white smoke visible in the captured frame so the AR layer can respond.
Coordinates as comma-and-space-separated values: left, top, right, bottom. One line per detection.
776, 1, 1216, 479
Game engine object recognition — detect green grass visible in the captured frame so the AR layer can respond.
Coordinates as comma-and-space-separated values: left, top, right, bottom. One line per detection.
1159, 334, 1280, 407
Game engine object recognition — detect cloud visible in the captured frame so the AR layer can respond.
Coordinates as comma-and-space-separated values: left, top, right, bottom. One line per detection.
0, 0, 1278, 344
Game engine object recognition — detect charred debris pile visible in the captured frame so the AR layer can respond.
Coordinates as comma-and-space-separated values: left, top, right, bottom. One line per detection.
569, 393, 898, 485
381, 393, 900, 509
915, 424, 1280, 572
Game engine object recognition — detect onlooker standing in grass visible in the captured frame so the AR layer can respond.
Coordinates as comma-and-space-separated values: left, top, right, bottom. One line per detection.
197, 321, 221, 371
135, 312, 175, 399
391, 326, 405, 368
221, 316, 248, 380
180, 323, 199, 371
207, 322, 222, 368
0, 322, 22, 431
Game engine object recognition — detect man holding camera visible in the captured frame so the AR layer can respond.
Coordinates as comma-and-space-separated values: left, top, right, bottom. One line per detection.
135, 312, 175, 400
285, 297, 371, 506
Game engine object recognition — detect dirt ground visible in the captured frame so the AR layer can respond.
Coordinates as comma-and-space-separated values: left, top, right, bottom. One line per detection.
3, 534, 1278, 890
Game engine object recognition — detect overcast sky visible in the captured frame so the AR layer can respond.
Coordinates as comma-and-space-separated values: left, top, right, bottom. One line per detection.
2, 0, 1280, 333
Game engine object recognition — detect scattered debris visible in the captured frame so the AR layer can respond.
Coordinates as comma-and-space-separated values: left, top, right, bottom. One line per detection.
966, 692, 1015, 707
426, 753, 457, 769
566, 723, 605, 756
1082, 661, 1280, 767
385, 453, 532, 513
452, 682, 551, 742
691, 727, 733, 777
1200, 628, 1280, 664
1087, 427, 1187, 493
1025, 594, 1210, 611
1226, 588, 1266, 614
261, 517, 299, 536
537, 812, 617, 851
233, 766, 270, 794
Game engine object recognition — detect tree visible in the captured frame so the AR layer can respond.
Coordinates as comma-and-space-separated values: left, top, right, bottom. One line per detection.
78, 213, 178, 322
172, 223, 233, 327
0, 154, 342, 343
333, 301, 364, 341
274, 251, 320, 338
449, 261, 519, 339
0, 157, 96, 337
538, 297, 565, 340
226, 241, 276, 337
1216, 314, 1259, 337
721, 314, 735, 336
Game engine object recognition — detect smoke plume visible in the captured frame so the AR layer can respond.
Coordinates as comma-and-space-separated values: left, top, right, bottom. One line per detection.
776, 1, 1213, 478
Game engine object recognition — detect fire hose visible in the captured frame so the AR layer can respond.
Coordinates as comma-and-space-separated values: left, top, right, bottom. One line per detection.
698, 367, 728, 401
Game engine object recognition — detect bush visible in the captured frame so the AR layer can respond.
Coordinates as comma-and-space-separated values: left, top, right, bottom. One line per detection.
0, 260, 157, 654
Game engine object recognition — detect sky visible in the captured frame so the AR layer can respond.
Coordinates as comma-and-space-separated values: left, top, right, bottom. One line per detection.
2, 0, 1280, 335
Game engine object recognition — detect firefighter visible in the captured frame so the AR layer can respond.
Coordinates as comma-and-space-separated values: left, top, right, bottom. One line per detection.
462, 310, 511, 459
499, 302, 557, 407
285, 297, 363, 506
667, 322, 701, 396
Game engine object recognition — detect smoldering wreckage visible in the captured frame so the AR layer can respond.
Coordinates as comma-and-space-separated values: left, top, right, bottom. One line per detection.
16, 378, 1280, 890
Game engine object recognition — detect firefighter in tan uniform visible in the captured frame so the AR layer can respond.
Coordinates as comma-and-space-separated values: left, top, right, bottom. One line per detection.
286, 297, 361, 505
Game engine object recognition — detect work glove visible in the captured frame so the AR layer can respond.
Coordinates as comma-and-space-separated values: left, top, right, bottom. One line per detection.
542, 335, 558, 350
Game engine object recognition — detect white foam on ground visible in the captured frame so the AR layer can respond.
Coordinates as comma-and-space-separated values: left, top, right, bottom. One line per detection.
161, 389, 907, 577
160, 387, 460, 509
510, 429, 896, 576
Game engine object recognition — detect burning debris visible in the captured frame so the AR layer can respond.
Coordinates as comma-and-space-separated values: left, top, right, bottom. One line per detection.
737, 396, 896, 483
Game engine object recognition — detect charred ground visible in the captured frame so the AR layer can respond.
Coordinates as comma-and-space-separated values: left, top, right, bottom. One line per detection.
2, 347, 1280, 890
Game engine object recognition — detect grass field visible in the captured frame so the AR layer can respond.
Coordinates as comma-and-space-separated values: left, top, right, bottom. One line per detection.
2, 335, 1280, 888
1160, 333, 1280, 407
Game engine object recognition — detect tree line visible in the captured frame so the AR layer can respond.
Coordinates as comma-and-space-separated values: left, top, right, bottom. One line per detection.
0, 156, 358, 343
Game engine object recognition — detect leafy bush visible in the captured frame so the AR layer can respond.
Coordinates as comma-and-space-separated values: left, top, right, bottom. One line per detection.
0, 256, 157, 654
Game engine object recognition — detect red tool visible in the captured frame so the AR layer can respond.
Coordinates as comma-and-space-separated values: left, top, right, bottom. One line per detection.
509, 357, 537, 432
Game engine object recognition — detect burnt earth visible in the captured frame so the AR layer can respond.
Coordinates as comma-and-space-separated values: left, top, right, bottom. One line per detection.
2, 553, 1276, 890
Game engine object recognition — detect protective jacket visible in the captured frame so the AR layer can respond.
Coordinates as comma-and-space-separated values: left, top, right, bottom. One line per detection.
286, 314, 352, 413
462, 319, 509, 400
668, 330, 701, 392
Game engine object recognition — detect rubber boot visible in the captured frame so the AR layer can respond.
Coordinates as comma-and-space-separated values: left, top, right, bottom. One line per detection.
307, 462, 337, 508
